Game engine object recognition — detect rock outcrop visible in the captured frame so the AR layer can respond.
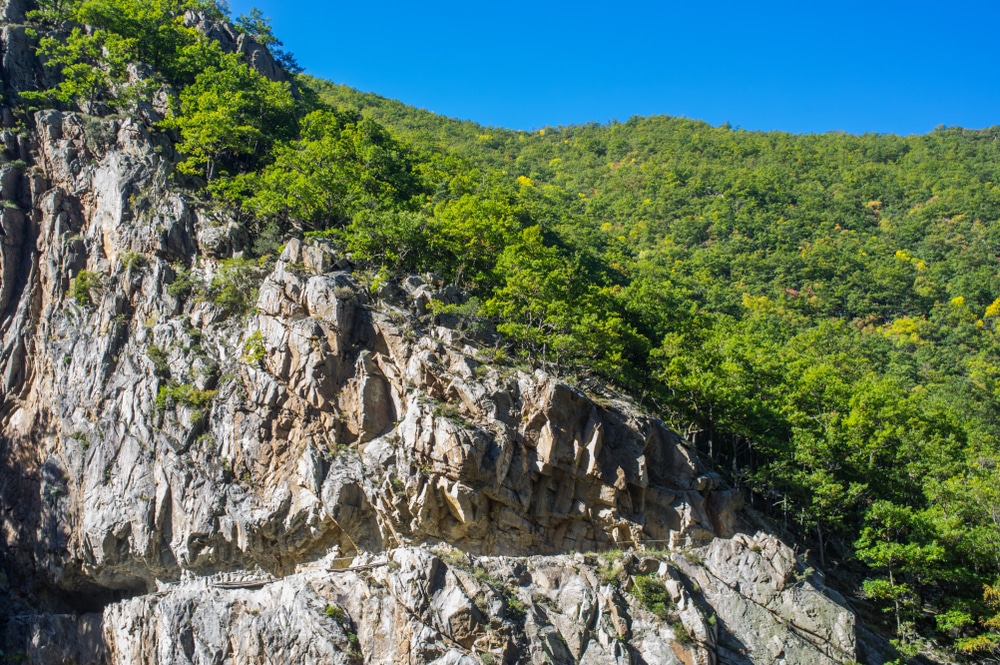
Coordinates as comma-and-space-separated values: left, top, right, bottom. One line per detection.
0, 4, 859, 663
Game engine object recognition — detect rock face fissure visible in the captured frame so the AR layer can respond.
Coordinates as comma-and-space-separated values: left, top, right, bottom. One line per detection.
0, 3, 858, 663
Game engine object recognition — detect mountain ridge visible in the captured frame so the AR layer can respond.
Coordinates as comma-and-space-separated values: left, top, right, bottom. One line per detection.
0, 0, 997, 662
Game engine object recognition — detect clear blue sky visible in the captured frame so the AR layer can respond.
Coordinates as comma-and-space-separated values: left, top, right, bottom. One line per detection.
227, 0, 999, 136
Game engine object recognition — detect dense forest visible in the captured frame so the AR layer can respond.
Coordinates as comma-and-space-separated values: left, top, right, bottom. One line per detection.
17, 0, 1000, 661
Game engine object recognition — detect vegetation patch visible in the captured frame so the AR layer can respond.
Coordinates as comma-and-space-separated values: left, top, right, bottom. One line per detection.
146, 344, 170, 379
155, 383, 217, 410
324, 604, 345, 622
208, 257, 267, 317
242, 330, 266, 365
70, 270, 101, 306
632, 575, 672, 619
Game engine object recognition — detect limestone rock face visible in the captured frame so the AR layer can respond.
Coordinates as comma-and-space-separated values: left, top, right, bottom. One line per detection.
0, 11, 858, 665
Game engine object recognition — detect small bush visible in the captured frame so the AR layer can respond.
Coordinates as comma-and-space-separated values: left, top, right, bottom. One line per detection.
82, 115, 116, 155
597, 554, 625, 587
122, 250, 147, 270
793, 566, 815, 584
633, 575, 672, 619
680, 549, 704, 566
504, 589, 526, 619
167, 265, 202, 300
325, 604, 346, 622
69, 430, 90, 450
440, 549, 470, 571
473, 567, 503, 587
146, 344, 170, 379
252, 220, 283, 257
432, 400, 464, 424
670, 620, 692, 644
209, 257, 267, 317
155, 383, 217, 410
242, 330, 266, 365
70, 269, 101, 306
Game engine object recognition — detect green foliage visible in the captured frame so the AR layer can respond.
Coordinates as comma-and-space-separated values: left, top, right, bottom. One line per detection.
344, 209, 428, 270
955, 583, 1000, 657
70, 269, 100, 306
670, 621, 692, 645
856, 501, 946, 642
22, 28, 124, 107
24, 10, 1000, 651
155, 383, 217, 410
69, 430, 90, 450
122, 250, 147, 269
72, 0, 222, 84
503, 588, 526, 619
146, 344, 170, 379
24, 0, 228, 109
324, 604, 346, 622
596, 555, 625, 587
242, 330, 265, 365
234, 7, 300, 73
252, 220, 283, 258
240, 108, 422, 229
632, 575, 671, 619
165, 53, 297, 180
166, 265, 202, 300
208, 257, 267, 316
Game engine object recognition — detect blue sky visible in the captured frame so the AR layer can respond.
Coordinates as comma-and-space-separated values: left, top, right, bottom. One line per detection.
226, 0, 999, 135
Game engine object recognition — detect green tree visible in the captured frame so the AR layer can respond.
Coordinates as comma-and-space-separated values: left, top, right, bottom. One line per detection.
25, 0, 227, 108
955, 583, 1000, 658
234, 6, 301, 72
22, 28, 122, 107
243, 108, 421, 229
165, 53, 297, 180
856, 501, 945, 645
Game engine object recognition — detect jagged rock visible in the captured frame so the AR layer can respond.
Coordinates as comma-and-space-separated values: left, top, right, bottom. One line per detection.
0, 9, 862, 665
182, 12, 289, 85
673, 532, 855, 664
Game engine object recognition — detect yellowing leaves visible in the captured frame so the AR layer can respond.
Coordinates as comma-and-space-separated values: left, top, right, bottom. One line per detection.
984, 298, 1000, 318
895, 249, 928, 271
884, 317, 923, 344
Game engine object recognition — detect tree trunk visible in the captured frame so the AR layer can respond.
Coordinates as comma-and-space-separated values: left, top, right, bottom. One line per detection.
816, 522, 826, 570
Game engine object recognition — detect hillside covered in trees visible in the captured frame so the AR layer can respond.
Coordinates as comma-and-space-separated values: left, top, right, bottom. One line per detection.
15, 0, 1000, 661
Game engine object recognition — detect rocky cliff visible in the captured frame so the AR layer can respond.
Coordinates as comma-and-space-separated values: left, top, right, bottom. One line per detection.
0, 4, 862, 664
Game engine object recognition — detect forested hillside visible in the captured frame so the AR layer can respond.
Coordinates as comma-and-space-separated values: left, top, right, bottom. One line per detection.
16, 1, 1000, 660
310, 79, 1000, 659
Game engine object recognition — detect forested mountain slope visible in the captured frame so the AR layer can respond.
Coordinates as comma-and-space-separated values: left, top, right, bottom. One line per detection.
0, 0, 997, 661
312, 77, 1000, 660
